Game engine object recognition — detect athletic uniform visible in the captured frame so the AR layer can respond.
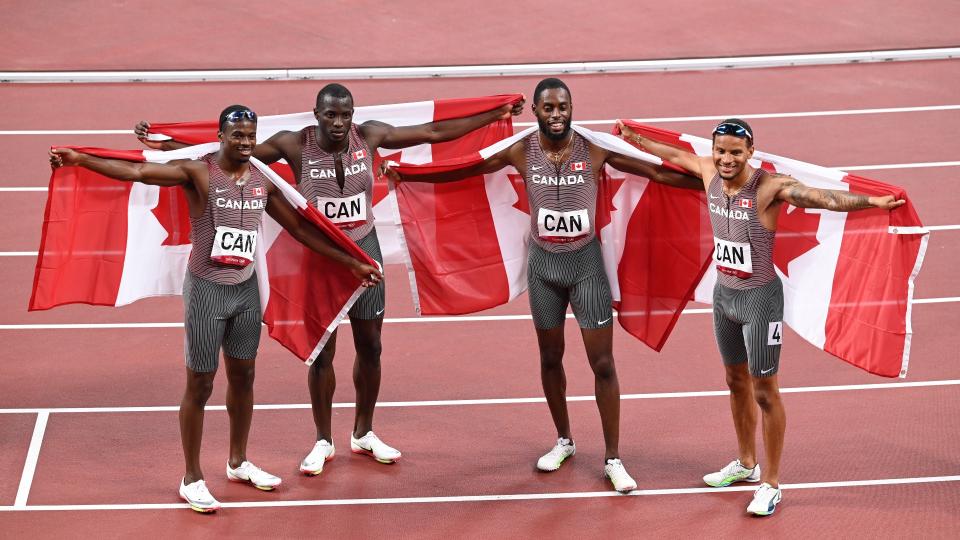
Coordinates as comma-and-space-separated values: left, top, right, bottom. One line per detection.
183, 154, 269, 372
299, 125, 384, 319
708, 168, 784, 377
524, 132, 612, 330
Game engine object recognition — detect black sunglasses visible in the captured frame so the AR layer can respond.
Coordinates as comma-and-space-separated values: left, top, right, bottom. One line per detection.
713, 122, 752, 140
224, 109, 257, 123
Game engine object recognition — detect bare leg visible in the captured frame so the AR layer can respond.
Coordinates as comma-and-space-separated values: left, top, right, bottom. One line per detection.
180, 367, 216, 484
752, 374, 786, 486
724, 362, 758, 468
308, 329, 338, 442
351, 317, 384, 437
535, 326, 571, 442
224, 355, 256, 468
581, 326, 620, 460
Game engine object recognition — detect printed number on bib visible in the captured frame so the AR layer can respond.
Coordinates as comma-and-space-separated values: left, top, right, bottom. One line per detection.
317, 192, 367, 228
211, 226, 257, 267
713, 237, 753, 278
538, 208, 589, 242
767, 321, 783, 346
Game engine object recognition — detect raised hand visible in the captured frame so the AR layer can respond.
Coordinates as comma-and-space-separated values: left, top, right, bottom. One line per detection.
49, 147, 83, 169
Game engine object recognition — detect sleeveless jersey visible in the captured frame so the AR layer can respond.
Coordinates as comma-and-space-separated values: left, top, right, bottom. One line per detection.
707, 168, 777, 290
187, 154, 269, 285
299, 124, 375, 242
523, 131, 597, 253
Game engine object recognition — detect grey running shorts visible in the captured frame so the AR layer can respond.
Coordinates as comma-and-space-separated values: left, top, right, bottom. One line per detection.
712, 278, 784, 377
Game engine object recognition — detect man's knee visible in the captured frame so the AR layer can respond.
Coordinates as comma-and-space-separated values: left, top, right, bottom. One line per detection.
226, 359, 255, 391
751, 381, 780, 410
725, 364, 751, 392
589, 354, 617, 381
186, 373, 215, 405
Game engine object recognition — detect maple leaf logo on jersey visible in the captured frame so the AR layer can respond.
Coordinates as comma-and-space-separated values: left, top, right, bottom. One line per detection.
353, 149, 367, 161
737, 198, 753, 209
570, 161, 586, 172
252, 187, 264, 197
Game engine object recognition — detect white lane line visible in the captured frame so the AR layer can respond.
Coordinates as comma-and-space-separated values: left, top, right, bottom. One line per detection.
0, 295, 955, 331
925, 225, 960, 231
5, 104, 960, 136
0, 187, 46, 192
14, 411, 49, 507
0, 251, 37, 256
1, 474, 957, 511
0, 379, 956, 415
2, 47, 958, 83
837, 161, 960, 171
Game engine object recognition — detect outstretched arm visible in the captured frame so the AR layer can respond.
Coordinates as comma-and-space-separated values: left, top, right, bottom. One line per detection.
774, 175, 906, 211
264, 187, 382, 287
605, 151, 704, 191
382, 143, 517, 184
134, 121, 190, 151
134, 120, 289, 165
617, 121, 705, 178
363, 97, 524, 149
49, 147, 195, 187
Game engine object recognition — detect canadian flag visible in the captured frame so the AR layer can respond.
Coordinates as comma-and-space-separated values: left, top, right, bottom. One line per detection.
140, 94, 524, 268
621, 121, 928, 377
571, 161, 586, 171
353, 149, 367, 161
30, 143, 376, 363
737, 198, 753, 209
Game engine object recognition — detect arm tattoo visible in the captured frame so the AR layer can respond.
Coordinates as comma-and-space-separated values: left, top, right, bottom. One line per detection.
782, 178, 871, 211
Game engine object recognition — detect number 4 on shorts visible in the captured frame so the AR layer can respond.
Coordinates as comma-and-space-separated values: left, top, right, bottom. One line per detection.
767, 322, 783, 346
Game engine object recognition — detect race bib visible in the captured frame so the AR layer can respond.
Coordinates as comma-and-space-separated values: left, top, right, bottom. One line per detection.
537, 208, 590, 242
713, 237, 753, 278
211, 226, 257, 267
317, 192, 367, 228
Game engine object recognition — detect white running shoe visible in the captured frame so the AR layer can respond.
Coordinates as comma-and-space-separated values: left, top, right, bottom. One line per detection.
536, 438, 576, 472
226, 461, 282, 491
179, 478, 220, 513
350, 431, 401, 463
300, 439, 336, 475
604, 458, 638, 493
747, 483, 782, 516
703, 459, 761, 488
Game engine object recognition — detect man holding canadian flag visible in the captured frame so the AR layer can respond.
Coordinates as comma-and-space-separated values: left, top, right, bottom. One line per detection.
618, 118, 907, 516
47, 105, 382, 512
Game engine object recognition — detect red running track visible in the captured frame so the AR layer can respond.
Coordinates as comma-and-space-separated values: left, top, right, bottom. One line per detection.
1, 10, 959, 538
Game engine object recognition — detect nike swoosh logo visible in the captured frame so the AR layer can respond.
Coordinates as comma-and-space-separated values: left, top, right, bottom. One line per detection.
709, 194, 720, 200
375, 309, 385, 316
308, 159, 323, 165
531, 166, 542, 171
215, 188, 229, 193
760, 367, 775, 374
598, 317, 611, 325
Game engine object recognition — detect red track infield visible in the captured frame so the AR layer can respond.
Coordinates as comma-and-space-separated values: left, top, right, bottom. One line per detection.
1, 3, 959, 537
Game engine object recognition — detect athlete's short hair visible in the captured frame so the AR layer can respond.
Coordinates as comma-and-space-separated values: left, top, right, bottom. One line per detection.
316, 83, 354, 107
218, 104, 257, 131
712, 118, 754, 145
533, 78, 571, 104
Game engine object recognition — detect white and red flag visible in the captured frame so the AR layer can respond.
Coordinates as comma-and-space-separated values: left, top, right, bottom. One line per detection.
390, 124, 714, 350
620, 121, 928, 377
30, 143, 376, 363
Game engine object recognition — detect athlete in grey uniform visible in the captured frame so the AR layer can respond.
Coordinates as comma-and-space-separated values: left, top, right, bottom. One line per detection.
137, 86, 524, 473
387, 78, 702, 492
53, 106, 381, 513
619, 118, 905, 515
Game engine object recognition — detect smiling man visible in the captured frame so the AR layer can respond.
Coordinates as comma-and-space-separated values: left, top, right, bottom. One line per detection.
619, 118, 904, 515
386, 78, 701, 492
53, 105, 382, 512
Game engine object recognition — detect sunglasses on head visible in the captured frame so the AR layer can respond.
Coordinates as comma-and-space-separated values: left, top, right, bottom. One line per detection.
224, 109, 257, 123
713, 122, 752, 140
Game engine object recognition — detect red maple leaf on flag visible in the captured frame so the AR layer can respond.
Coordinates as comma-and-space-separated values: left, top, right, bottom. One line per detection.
507, 173, 530, 215
773, 204, 821, 277
595, 175, 624, 233
373, 151, 404, 206
151, 187, 191, 246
